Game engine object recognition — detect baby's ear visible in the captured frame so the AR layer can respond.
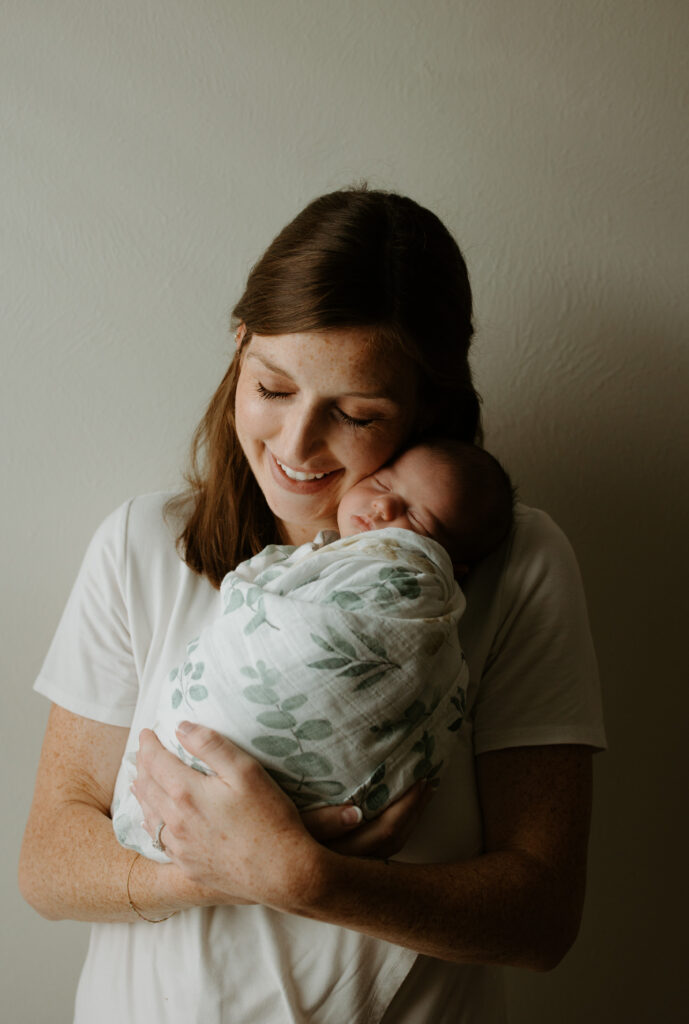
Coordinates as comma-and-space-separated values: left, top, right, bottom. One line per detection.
452, 562, 469, 582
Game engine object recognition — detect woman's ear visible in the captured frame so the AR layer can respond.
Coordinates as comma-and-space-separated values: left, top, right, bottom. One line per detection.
235, 323, 247, 349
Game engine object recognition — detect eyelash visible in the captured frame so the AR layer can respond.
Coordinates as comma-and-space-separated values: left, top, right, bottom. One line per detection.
255, 383, 375, 429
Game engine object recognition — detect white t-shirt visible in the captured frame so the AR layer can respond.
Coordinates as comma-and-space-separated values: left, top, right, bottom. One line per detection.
34, 494, 606, 1024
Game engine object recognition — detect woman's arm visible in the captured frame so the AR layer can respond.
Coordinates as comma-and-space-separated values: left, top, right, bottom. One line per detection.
134, 724, 592, 970
18, 706, 260, 921
18, 706, 422, 922
300, 743, 592, 970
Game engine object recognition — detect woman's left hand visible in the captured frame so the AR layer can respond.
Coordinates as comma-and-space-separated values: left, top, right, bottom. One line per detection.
134, 724, 321, 908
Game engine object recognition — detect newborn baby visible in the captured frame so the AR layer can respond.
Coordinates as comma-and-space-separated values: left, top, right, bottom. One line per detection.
112, 440, 514, 861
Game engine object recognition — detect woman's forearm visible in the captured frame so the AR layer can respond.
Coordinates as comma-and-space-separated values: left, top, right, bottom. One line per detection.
281, 746, 591, 972
285, 845, 579, 971
18, 705, 250, 923
131, 727, 590, 968
18, 796, 243, 923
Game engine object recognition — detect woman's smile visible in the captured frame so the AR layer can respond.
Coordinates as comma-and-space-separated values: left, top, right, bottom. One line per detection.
268, 450, 344, 493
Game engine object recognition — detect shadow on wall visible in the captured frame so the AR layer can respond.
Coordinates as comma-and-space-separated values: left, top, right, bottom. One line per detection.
498, 295, 688, 1024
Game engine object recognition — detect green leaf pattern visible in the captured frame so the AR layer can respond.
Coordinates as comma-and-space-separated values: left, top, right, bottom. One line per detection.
239, 660, 344, 801
306, 627, 401, 693
169, 647, 208, 712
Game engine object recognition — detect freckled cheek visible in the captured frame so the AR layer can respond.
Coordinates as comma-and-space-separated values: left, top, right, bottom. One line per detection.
235, 393, 280, 446
346, 430, 405, 479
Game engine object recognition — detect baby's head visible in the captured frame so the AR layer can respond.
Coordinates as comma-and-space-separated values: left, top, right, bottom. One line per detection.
336, 440, 515, 575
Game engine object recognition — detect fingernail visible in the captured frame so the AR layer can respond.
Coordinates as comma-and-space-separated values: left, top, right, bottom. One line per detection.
177, 721, 195, 735
341, 805, 363, 827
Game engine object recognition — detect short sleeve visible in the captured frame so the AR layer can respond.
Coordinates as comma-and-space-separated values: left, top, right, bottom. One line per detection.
34, 500, 140, 726
472, 507, 607, 754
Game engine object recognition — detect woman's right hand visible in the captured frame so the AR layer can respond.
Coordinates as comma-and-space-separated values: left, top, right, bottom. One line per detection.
300, 780, 435, 859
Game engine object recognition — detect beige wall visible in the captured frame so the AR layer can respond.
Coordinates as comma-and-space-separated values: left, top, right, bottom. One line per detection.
3, 1, 687, 1020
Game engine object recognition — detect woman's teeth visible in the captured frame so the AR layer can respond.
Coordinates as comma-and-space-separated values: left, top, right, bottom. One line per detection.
276, 459, 330, 482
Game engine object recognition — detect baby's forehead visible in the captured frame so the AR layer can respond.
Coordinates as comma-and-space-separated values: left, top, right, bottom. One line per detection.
393, 445, 464, 484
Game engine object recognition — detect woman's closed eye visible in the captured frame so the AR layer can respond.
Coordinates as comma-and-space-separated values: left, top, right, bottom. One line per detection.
256, 382, 291, 400
334, 408, 375, 429
256, 381, 376, 429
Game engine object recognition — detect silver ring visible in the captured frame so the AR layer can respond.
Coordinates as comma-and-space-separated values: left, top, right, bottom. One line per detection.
152, 821, 166, 852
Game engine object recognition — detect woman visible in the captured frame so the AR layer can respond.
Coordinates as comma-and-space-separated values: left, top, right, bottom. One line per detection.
19, 187, 605, 1023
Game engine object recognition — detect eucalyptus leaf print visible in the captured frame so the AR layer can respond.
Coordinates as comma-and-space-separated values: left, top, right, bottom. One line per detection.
326, 591, 364, 610
411, 731, 443, 781
324, 627, 357, 659
294, 719, 333, 740
241, 662, 281, 703
241, 659, 346, 799
252, 735, 300, 757
169, 657, 208, 710
364, 784, 390, 813
370, 696, 435, 740
223, 588, 244, 614
244, 594, 279, 635
256, 710, 297, 729
284, 751, 334, 777
281, 694, 308, 711
323, 564, 422, 610
350, 629, 388, 660
307, 629, 400, 693
353, 670, 389, 692
243, 684, 280, 704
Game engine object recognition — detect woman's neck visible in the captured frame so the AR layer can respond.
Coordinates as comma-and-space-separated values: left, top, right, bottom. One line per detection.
277, 517, 339, 547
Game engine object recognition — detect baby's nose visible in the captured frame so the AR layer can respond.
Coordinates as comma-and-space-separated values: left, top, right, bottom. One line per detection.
372, 495, 398, 520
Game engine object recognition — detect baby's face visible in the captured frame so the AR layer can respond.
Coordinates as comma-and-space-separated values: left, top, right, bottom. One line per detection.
337, 446, 461, 545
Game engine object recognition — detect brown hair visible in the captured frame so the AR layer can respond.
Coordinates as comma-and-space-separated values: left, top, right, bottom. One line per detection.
169, 186, 482, 587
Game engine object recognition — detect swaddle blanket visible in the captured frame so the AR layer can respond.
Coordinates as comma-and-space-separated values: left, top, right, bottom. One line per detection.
112, 527, 469, 862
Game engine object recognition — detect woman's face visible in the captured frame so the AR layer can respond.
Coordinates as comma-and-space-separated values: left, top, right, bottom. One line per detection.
234, 330, 417, 545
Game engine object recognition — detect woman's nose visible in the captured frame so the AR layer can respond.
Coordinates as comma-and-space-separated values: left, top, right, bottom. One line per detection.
280, 403, 328, 464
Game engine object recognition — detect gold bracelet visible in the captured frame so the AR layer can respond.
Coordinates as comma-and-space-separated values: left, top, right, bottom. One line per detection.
126, 852, 177, 924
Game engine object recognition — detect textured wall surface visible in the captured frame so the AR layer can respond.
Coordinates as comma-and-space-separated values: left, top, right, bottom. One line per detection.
2, 1, 687, 1021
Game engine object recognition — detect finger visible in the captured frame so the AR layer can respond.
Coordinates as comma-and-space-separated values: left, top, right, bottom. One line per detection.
174, 722, 266, 786
137, 728, 212, 798
329, 780, 433, 858
137, 728, 187, 780
131, 772, 178, 836
301, 802, 364, 841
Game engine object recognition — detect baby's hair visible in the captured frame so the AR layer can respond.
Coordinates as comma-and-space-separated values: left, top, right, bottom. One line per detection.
418, 438, 516, 566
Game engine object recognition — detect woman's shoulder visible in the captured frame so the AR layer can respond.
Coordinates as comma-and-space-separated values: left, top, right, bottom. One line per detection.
504, 502, 586, 595
461, 501, 589, 657
92, 490, 178, 545
79, 491, 184, 587
511, 502, 573, 550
